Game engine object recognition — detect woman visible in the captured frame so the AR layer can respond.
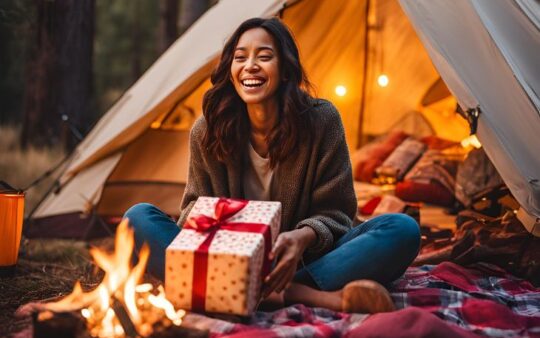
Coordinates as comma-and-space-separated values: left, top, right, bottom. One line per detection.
125, 17, 420, 313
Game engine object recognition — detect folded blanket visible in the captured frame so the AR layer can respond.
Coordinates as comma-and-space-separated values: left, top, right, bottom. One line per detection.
376, 137, 426, 181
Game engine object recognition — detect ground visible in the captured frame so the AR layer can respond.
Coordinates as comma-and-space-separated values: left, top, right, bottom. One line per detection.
0, 237, 111, 336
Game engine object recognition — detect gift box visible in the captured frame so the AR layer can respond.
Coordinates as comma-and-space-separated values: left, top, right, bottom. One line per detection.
165, 197, 281, 315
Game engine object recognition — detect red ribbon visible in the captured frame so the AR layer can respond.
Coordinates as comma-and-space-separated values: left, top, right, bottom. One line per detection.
184, 198, 272, 312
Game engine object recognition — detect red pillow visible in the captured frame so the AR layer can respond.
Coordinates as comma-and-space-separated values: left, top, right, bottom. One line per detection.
352, 131, 408, 182
395, 180, 454, 207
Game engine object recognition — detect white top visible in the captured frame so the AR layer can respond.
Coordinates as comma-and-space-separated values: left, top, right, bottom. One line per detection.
243, 143, 274, 201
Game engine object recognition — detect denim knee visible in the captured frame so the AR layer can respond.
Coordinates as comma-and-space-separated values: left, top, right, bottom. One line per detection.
388, 213, 421, 259
123, 203, 159, 230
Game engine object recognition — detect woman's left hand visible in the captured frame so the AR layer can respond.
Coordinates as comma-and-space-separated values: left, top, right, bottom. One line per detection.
262, 227, 316, 298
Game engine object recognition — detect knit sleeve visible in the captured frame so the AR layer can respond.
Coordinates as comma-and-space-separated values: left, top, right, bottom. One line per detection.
177, 118, 213, 226
296, 103, 357, 259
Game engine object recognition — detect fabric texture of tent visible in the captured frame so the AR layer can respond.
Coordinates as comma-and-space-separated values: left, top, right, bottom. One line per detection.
400, 0, 540, 235
26, 0, 539, 238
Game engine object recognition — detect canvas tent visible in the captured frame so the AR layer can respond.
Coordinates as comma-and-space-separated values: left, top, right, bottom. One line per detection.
26, 0, 540, 238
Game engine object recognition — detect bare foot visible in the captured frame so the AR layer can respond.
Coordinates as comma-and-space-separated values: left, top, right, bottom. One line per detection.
342, 280, 395, 314
263, 281, 394, 314
283, 283, 342, 311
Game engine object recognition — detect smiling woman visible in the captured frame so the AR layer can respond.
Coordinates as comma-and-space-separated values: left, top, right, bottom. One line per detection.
202, 18, 313, 169
124, 17, 421, 315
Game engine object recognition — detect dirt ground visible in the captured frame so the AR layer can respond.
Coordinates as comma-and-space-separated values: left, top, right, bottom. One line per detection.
0, 237, 112, 337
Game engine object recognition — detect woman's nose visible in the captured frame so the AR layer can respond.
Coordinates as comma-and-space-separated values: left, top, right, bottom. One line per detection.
245, 57, 259, 72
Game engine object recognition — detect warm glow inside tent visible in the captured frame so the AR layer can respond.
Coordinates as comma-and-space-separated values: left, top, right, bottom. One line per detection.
26, 0, 539, 238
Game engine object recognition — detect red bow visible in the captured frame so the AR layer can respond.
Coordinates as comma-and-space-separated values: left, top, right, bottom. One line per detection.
185, 198, 248, 232
184, 198, 272, 313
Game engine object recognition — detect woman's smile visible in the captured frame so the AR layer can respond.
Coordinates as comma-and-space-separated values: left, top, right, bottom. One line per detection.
241, 77, 266, 88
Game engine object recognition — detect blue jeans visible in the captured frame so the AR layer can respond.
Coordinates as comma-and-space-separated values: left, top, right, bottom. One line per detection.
124, 203, 420, 291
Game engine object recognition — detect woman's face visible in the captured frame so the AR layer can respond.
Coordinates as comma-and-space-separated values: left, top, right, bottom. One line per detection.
231, 28, 281, 106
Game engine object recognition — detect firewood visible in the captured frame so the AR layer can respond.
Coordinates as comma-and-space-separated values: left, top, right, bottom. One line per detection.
33, 311, 90, 338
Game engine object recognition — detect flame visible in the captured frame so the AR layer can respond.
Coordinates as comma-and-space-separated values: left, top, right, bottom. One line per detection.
148, 286, 186, 326
39, 218, 185, 337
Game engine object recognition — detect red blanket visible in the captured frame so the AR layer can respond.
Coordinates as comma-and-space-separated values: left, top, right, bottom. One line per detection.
184, 262, 540, 337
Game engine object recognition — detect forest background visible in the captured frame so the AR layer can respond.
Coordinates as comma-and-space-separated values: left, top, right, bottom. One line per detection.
0, 0, 214, 213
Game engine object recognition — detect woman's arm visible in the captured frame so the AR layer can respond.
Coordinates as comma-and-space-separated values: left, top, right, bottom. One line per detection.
177, 118, 214, 226
296, 102, 357, 259
264, 102, 357, 295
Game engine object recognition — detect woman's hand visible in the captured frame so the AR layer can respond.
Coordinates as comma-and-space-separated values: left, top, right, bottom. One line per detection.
262, 226, 316, 298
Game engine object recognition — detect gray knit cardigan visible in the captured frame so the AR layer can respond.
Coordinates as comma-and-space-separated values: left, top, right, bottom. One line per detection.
178, 98, 357, 261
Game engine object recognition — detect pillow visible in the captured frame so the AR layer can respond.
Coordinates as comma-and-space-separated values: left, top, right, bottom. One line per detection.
376, 137, 426, 181
395, 180, 455, 207
404, 149, 461, 194
351, 131, 408, 182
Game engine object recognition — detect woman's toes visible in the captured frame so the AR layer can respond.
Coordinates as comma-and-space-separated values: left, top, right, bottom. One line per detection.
342, 280, 395, 314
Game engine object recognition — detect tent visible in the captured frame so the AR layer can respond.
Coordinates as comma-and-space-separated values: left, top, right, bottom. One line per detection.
26, 0, 540, 238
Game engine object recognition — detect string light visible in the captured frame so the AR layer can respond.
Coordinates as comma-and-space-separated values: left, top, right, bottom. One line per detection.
461, 134, 482, 148
335, 85, 347, 97
377, 74, 389, 87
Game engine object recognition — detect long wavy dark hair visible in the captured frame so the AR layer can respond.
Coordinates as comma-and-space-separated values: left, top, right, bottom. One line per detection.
202, 17, 313, 168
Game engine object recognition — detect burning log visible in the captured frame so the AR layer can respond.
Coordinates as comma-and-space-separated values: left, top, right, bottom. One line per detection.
23, 219, 208, 337
111, 296, 138, 337
33, 311, 89, 338
32, 310, 209, 338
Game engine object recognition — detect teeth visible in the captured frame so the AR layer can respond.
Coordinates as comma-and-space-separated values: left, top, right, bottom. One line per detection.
242, 79, 264, 87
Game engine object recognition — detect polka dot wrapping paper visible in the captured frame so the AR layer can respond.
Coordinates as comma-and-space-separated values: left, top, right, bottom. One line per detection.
165, 197, 281, 315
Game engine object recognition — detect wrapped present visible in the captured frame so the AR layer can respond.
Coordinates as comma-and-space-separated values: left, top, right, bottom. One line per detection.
165, 197, 281, 315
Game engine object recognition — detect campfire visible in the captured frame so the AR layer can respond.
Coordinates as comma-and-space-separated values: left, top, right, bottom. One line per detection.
32, 219, 185, 337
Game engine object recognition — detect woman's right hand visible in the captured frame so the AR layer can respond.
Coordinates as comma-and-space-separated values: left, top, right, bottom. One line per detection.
262, 226, 316, 297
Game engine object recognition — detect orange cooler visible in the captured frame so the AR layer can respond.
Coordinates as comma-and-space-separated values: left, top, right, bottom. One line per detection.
0, 192, 24, 277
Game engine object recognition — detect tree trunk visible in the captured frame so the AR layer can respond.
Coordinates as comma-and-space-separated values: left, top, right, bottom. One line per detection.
21, 0, 95, 151
132, 0, 142, 81
178, 0, 209, 35
158, 0, 179, 53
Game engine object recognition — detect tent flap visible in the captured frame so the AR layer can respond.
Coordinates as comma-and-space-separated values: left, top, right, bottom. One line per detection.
399, 0, 540, 223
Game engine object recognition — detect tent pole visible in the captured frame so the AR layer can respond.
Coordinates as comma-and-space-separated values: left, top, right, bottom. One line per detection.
356, 0, 371, 149
24, 151, 75, 221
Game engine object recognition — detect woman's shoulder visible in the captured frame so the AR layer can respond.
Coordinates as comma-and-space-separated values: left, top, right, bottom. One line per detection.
190, 116, 207, 141
308, 97, 343, 128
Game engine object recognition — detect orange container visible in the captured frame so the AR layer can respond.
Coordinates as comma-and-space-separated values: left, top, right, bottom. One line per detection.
0, 192, 24, 277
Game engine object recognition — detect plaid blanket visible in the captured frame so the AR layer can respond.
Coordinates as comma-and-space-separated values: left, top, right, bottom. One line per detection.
391, 262, 540, 337
183, 262, 540, 337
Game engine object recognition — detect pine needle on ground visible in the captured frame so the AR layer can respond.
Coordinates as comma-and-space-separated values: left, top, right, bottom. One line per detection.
0, 237, 110, 336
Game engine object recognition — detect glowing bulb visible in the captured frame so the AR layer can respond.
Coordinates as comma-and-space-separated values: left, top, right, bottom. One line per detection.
377, 74, 389, 87
460, 134, 482, 149
335, 85, 347, 97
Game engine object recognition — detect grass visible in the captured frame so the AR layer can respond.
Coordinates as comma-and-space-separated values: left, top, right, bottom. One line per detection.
0, 127, 83, 335
0, 125, 66, 216
0, 238, 108, 336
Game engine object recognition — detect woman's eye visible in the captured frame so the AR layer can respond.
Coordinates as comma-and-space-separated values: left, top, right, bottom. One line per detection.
259, 55, 272, 61
234, 55, 246, 61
